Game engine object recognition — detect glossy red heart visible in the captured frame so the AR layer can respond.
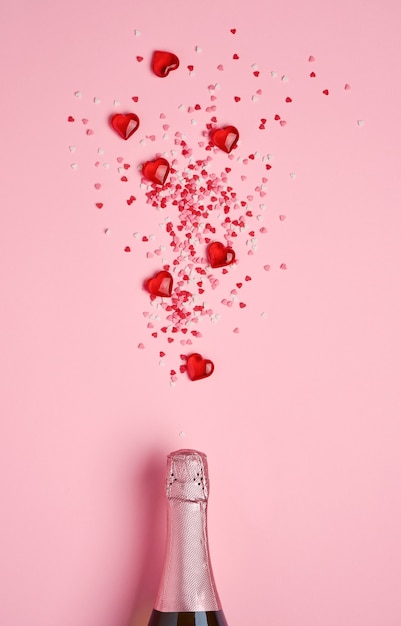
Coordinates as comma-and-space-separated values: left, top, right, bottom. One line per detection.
207, 242, 236, 268
152, 50, 180, 77
186, 353, 214, 381
111, 113, 140, 140
142, 158, 170, 185
145, 270, 173, 297
210, 125, 239, 153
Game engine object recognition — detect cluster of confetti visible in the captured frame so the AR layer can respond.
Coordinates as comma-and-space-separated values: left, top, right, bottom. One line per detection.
68, 28, 359, 385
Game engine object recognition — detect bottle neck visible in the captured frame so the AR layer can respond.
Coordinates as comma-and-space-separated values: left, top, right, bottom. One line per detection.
154, 498, 221, 613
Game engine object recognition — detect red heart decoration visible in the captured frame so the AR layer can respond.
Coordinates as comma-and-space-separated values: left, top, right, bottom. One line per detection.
186, 353, 214, 381
145, 270, 173, 297
152, 50, 180, 77
111, 113, 140, 140
207, 241, 236, 268
142, 158, 170, 185
210, 125, 239, 153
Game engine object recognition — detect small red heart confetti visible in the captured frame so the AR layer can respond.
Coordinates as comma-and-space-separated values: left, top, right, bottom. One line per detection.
142, 157, 170, 185
230, 28, 236, 34
234, 96, 241, 102
310, 71, 316, 78
285, 97, 292, 103
136, 56, 143, 62
67, 116, 75, 122
132, 96, 139, 102
186, 353, 214, 381
111, 113, 140, 140
207, 241, 236, 268
187, 65, 194, 71
211, 125, 239, 153
124, 246, 131, 252
323, 89, 329, 95
95, 203, 103, 209
233, 53, 239, 60
145, 270, 173, 297
308, 55, 316, 62
152, 50, 180, 77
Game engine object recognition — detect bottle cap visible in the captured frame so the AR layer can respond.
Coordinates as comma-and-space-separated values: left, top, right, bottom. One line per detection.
166, 449, 209, 501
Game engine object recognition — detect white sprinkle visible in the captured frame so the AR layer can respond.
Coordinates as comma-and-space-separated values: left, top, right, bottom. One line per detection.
97, 148, 104, 154
134, 29, 141, 36
103, 163, 110, 169
70, 163, 78, 170
163, 133, 169, 140
261, 311, 267, 318
251, 63, 258, 70
93, 97, 101, 104
281, 75, 288, 82
271, 71, 277, 78
252, 95, 259, 102
113, 100, 120, 107
179, 431, 186, 437
74, 91, 82, 98
357, 119, 365, 126
191, 119, 197, 125
139, 139, 147, 146
178, 104, 184, 111
104, 228, 110, 235
133, 232, 140, 239
159, 360, 165, 367
195, 46, 202, 53
68, 145, 76, 153
290, 172, 296, 179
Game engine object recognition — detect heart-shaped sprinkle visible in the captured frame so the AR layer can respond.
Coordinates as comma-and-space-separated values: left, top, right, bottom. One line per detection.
186, 353, 214, 381
152, 50, 180, 77
145, 270, 173, 297
111, 113, 140, 140
211, 125, 239, 153
207, 241, 236, 268
142, 157, 170, 185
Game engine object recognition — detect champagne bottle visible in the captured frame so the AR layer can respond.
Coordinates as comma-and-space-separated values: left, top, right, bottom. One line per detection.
147, 449, 228, 626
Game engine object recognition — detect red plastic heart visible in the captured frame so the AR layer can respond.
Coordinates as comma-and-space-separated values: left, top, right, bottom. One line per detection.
142, 158, 170, 185
152, 50, 180, 77
186, 353, 214, 381
111, 113, 140, 140
207, 242, 236, 268
145, 270, 173, 297
211, 126, 239, 153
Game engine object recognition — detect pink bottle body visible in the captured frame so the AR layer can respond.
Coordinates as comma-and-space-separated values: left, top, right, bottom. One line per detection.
148, 450, 228, 626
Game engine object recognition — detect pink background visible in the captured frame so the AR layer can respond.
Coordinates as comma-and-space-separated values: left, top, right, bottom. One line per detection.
1, 1, 401, 625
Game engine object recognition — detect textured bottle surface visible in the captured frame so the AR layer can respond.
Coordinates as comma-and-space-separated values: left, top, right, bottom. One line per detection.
149, 450, 228, 626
